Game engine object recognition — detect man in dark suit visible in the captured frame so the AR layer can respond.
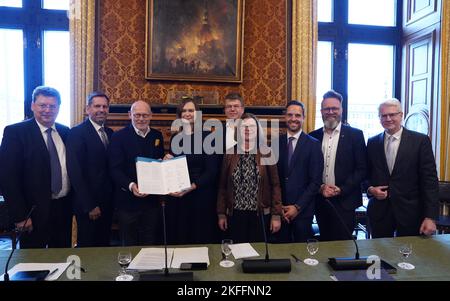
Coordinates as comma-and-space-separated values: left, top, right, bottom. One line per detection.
109, 100, 164, 246
223, 93, 245, 153
0, 86, 72, 248
66, 92, 113, 247
309, 90, 367, 241
367, 98, 439, 238
275, 100, 323, 242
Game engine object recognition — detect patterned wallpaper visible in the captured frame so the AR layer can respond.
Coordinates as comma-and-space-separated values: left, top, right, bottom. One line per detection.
98, 0, 286, 107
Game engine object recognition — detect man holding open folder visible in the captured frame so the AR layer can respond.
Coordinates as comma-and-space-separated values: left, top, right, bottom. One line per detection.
109, 101, 164, 246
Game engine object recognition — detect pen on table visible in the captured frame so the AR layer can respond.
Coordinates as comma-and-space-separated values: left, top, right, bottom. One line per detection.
290, 254, 301, 263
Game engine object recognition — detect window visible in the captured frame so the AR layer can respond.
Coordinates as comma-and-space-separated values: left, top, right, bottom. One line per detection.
0, 0, 22, 8
42, 0, 69, 11
0, 0, 69, 142
315, 0, 401, 140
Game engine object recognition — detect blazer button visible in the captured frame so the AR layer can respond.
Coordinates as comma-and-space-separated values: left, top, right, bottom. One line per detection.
285, 177, 289, 181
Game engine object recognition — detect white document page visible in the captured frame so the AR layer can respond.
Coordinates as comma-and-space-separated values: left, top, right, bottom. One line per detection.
170, 247, 210, 268
162, 156, 191, 193
136, 157, 166, 194
230, 243, 260, 259
0, 262, 71, 281
136, 156, 191, 194
127, 248, 174, 270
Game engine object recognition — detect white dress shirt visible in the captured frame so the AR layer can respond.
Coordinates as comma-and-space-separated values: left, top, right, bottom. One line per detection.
35, 120, 70, 199
89, 117, 107, 143
132, 125, 150, 138
384, 127, 403, 171
287, 130, 302, 152
225, 120, 237, 150
322, 122, 342, 185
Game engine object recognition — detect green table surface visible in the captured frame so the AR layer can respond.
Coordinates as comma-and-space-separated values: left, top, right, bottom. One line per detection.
1, 235, 450, 281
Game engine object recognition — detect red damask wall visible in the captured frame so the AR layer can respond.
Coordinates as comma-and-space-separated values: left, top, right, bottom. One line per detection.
98, 0, 286, 107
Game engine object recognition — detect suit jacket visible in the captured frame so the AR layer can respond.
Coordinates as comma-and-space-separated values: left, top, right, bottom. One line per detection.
276, 132, 323, 218
309, 125, 367, 210
66, 119, 113, 215
0, 118, 70, 227
367, 128, 439, 226
217, 149, 282, 217
108, 125, 164, 211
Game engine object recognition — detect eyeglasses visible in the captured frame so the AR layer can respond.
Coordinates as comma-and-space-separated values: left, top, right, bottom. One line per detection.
225, 105, 242, 110
320, 107, 340, 113
379, 112, 401, 120
35, 103, 58, 111
132, 113, 151, 119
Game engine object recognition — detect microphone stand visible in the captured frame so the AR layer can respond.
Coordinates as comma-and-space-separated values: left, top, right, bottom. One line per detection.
139, 198, 193, 281
241, 208, 291, 273
325, 199, 371, 270
3, 205, 36, 281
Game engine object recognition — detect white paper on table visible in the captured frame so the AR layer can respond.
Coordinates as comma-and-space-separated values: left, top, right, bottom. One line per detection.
127, 248, 174, 271
230, 243, 260, 259
0, 262, 71, 281
170, 247, 210, 268
136, 156, 191, 195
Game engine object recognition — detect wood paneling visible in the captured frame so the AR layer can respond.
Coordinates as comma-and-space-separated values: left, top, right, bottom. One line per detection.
402, 0, 441, 155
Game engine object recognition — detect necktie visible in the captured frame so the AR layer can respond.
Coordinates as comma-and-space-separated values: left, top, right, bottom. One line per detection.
385, 135, 396, 174
287, 136, 295, 167
99, 127, 108, 148
46, 128, 62, 194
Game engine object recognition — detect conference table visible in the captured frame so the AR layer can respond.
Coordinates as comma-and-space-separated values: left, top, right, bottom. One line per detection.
1, 235, 450, 281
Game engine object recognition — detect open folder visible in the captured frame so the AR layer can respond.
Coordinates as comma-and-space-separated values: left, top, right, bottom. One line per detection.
136, 156, 191, 195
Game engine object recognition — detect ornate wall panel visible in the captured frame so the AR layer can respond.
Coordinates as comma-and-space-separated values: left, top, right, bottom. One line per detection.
98, 0, 287, 107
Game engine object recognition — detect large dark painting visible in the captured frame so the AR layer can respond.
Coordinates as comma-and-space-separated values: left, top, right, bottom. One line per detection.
146, 0, 244, 83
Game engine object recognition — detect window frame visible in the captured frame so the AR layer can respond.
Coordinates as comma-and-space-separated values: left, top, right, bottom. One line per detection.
0, 0, 68, 119
318, 0, 403, 123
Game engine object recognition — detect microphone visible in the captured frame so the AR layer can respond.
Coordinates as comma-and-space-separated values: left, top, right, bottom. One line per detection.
324, 199, 371, 270
3, 205, 36, 281
241, 208, 291, 273
139, 199, 193, 281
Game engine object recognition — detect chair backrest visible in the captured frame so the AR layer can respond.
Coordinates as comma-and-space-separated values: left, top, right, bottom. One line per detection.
438, 181, 450, 201
0, 195, 13, 231
438, 181, 450, 217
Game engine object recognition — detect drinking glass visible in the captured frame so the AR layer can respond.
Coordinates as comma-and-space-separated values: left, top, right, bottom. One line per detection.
398, 244, 415, 270
304, 239, 319, 266
115, 251, 134, 281
220, 239, 235, 268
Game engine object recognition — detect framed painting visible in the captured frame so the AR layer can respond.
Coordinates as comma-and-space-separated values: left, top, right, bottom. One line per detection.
145, 0, 244, 83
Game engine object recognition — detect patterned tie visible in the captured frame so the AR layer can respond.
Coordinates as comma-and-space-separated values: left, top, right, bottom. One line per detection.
99, 126, 109, 148
385, 135, 396, 174
287, 136, 295, 167
46, 128, 62, 194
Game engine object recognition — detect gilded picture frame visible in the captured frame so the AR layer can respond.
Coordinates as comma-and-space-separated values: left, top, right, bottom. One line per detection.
145, 0, 245, 83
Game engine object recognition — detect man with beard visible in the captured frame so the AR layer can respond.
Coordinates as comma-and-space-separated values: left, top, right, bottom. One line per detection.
274, 100, 323, 242
66, 92, 114, 247
309, 90, 367, 241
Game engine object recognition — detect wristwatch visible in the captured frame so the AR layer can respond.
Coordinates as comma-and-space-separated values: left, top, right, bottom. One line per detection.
294, 204, 300, 212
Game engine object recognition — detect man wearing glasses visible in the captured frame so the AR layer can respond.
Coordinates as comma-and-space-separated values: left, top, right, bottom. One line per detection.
109, 101, 164, 246
223, 93, 245, 153
366, 98, 439, 238
310, 90, 367, 241
0, 86, 72, 248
